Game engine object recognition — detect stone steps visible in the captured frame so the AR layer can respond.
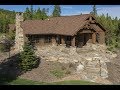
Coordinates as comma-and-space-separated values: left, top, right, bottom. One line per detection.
85, 67, 100, 73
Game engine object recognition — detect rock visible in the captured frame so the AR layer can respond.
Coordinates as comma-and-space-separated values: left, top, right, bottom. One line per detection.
79, 59, 87, 66
61, 48, 70, 54
58, 57, 65, 60
73, 59, 79, 63
58, 59, 69, 63
85, 57, 92, 61
85, 73, 98, 82
92, 57, 101, 61
69, 47, 76, 55
45, 56, 58, 61
100, 68, 108, 78
94, 76, 112, 84
112, 53, 117, 58
76, 64, 84, 72
35, 44, 112, 83
87, 60, 99, 66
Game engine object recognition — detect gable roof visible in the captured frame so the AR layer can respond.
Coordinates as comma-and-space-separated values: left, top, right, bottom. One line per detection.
9, 14, 105, 36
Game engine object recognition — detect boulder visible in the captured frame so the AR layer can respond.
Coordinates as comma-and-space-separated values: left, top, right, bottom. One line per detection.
76, 63, 84, 72
100, 68, 108, 78
73, 59, 79, 63
84, 57, 92, 61
69, 47, 77, 55
112, 53, 117, 58
45, 56, 58, 61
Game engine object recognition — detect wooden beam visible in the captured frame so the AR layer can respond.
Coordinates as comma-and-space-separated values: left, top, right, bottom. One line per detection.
51, 36, 56, 45
71, 36, 75, 47
89, 16, 92, 21
80, 30, 92, 33
92, 33, 96, 44
61, 36, 65, 44
90, 20, 96, 23
40, 36, 44, 45
99, 32, 105, 44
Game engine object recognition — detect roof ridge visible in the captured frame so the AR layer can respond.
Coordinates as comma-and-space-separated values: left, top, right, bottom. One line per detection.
47, 14, 91, 19
22, 14, 92, 22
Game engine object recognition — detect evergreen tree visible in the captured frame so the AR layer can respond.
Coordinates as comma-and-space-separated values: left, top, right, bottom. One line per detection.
30, 5, 34, 19
52, 5, 61, 17
24, 7, 31, 20
90, 5, 97, 16
97, 13, 120, 50
35, 8, 42, 19
41, 8, 48, 20
116, 22, 120, 39
19, 43, 39, 71
106, 13, 109, 20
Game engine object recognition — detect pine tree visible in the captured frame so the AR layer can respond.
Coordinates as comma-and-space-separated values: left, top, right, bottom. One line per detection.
24, 7, 31, 20
19, 43, 39, 71
41, 8, 48, 20
117, 22, 120, 48
30, 5, 33, 19
35, 8, 42, 19
90, 5, 97, 16
52, 5, 61, 17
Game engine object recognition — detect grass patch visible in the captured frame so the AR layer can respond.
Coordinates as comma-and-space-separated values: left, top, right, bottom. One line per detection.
51, 80, 98, 85
0, 77, 98, 85
50, 69, 64, 78
0, 77, 46, 85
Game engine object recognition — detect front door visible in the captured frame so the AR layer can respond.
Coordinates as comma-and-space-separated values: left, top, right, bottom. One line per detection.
83, 33, 92, 45
76, 33, 84, 48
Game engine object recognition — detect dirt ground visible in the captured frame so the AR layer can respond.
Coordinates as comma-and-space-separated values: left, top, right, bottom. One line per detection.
106, 51, 120, 84
0, 50, 120, 84
0, 52, 77, 83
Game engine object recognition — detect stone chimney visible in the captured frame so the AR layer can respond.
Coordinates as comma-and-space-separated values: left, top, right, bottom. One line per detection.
14, 12, 24, 52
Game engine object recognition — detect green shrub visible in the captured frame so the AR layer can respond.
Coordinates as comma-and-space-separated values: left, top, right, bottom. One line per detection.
0, 44, 4, 52
19, 43, 39, 71
8, 30, 15, 41
0, 34, 14, 52
50, 69, 64, 78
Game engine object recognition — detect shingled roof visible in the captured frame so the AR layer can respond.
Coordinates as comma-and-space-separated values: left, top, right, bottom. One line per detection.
9, 14, 105, 36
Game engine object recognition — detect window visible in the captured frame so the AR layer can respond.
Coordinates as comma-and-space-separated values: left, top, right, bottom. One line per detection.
56, 36, 61, 44
65, 36, 71, 47
44, 35, 51, 43
35, 35, 39, 43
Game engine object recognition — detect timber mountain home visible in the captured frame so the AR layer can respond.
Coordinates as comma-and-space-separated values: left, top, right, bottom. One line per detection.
9, 12, 106, 51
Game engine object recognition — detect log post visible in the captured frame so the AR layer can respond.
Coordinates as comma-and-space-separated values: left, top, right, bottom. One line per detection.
61, 36, 65, 45
71, 36, 75, 47
99, 32, 105, 44
92, 32, 96, 44
40, 36, 44, 45
51, 36, 56, 45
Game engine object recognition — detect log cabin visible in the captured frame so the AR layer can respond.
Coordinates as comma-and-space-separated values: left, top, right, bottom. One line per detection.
9, 12, 106, 51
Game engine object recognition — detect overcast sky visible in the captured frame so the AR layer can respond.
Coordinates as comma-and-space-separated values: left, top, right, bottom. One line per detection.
0, 5, 120, 19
